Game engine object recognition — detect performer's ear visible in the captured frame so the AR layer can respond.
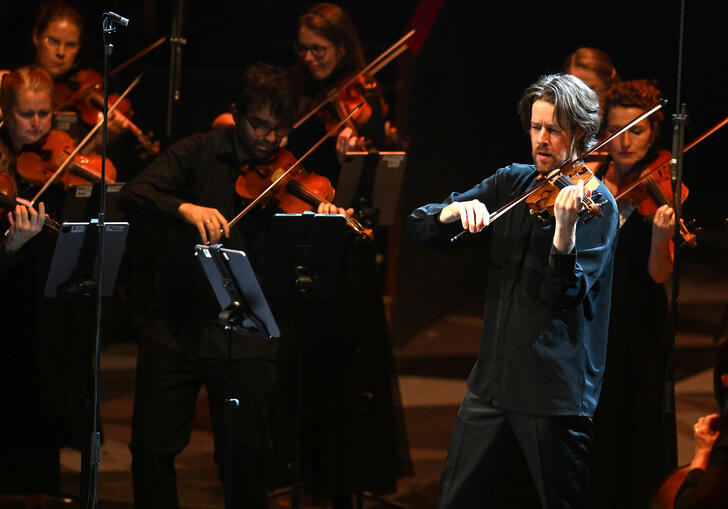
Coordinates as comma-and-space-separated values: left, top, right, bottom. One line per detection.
721, 373, 728, 387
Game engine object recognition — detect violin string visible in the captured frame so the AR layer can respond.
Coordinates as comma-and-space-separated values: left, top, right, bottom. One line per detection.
284, 179, 366, 234
645, 177, 669, 207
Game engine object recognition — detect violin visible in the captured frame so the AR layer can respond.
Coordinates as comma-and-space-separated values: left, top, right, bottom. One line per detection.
235, 148, 373, 242
54, 69, 160, 159
611, 150, 698, 248
293, 29, 414, 147
526, 161, 605, 220
0, 173, 60, 232
225, 103, 373, 242
315, 74, 379, 140
450, 100, 667, 242
16, 129, 117, 188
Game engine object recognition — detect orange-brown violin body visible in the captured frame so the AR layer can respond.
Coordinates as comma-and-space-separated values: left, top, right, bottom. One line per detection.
526, 161, 603, 219
618, 150, 689, 217
236, 149, 335, 213
316, 75, 386, 137
54, 70, 159, 159
0, 172, 60, 232
235, 148, 373, 241
614, 150, 697, 247
54, 70, 133, 126
16, 130, 117, 188
0, 172, 19, 216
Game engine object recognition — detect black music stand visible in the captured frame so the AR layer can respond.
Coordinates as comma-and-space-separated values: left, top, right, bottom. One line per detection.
336, 151, 407, 226
195, 244, 280, 509
264, 212, 347, 509
43, 220, 128, 508
44, 221, 129, 298
335, 153, 410, 509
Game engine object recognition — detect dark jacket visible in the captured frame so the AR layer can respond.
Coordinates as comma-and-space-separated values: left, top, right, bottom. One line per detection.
407, 163, 618, 416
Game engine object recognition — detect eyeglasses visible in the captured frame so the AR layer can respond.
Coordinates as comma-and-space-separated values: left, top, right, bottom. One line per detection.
293, 42, 332, 60
242, 113, 290, 140
43, 35, 80, 51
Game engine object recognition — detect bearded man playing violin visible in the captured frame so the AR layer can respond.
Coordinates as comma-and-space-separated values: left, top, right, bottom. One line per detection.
118, 62, 349, 509
408, 73, 619, 509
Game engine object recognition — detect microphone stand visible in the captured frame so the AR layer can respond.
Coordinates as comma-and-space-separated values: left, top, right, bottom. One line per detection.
82, 11, 128, 509
165, 0, 186, 144
664, 0, 688, 470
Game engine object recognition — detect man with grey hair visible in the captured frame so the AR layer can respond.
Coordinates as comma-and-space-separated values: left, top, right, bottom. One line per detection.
407, 73, 618, 508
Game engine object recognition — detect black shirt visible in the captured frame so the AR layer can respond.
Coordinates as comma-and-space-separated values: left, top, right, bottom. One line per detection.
118, 128, 277, 359
407, 163, 618, 416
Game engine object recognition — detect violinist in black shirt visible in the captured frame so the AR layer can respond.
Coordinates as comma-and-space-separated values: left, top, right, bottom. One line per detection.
119, 63, 349, 509
408, 74, 618, 508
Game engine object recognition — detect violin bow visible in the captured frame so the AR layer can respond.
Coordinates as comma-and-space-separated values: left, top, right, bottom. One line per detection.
293, 29, 415, 130
54, 37, 165, 112
451, 99, 667, 242
110, 36, 167, 77
613, 114, 728, 203
226, 103, 363, 230
28, 73, 143, 207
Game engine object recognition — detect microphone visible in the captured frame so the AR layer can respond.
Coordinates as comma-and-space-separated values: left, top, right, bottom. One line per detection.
103, 12, 129, 27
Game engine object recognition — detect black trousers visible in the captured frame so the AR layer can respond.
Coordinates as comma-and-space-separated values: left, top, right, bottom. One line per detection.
129, 337, 276, 509
438, 390, 593, 509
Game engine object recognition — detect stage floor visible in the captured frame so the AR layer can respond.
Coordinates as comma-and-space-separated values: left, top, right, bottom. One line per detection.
2, 227, 726, 509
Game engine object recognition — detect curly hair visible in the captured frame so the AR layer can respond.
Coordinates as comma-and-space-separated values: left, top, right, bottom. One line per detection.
519, 73, 601, 154
232, 63, 297, 126
602, 80, 664, 138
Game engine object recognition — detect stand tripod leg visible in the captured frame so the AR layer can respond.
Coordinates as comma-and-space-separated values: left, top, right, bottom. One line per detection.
292, 293, 307, 509
224, 327, 240, 509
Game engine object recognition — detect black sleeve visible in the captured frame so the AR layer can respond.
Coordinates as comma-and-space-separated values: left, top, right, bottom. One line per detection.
675, 432, 728, 508
406, 168, 502, 248
118, 133, 207, 217
545, 188, 618, 311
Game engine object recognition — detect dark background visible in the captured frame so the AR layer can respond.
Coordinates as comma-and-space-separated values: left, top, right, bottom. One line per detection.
0, 0, 724, 343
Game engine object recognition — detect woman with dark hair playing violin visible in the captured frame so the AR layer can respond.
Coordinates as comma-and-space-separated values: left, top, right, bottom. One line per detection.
269, 4, 413, 509
288, 2, 400, 177
589, 79, 680, 508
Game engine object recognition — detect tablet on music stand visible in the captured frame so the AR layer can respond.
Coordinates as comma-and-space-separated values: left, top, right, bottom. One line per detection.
335, 151, 407, 226
44, 221, 129, 297
195, 244, 280, 339
263, 212, 347, 301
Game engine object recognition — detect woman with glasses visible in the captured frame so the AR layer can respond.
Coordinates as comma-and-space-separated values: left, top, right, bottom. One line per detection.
31, 1, 141, 168
32, 2, 83, 83
289, 2, 398, 177
271, 5, 412, 509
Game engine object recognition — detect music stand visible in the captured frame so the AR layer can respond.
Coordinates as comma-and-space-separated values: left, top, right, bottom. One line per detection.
43, 220, 128, 508
195, 244, 279, 509
264, 212, 347, 509
44, 221, 129, 298
335, 151, 407, 226
62, 183, 126, 223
